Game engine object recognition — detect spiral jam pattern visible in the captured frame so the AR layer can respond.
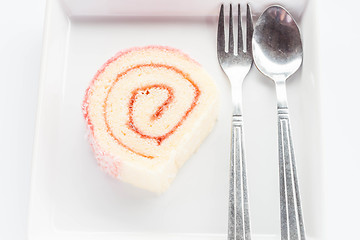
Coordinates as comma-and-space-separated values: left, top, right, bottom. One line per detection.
103, 63, 200, 158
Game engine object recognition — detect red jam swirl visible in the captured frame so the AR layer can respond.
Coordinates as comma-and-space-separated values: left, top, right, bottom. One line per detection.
104, 64, 200, 159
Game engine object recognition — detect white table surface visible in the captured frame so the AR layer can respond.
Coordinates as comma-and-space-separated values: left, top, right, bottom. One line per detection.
0, 0, 46, 239
0, 0, 359, 239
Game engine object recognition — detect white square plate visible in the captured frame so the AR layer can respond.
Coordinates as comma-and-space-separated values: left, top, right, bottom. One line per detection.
28, 0, 324, 239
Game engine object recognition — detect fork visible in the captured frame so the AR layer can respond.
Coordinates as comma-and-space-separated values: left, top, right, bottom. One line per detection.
217, 4, 253, 240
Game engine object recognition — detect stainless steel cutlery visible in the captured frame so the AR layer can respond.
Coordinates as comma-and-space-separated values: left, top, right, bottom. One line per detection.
217, 4, 306, 240
217, 4, 253, 240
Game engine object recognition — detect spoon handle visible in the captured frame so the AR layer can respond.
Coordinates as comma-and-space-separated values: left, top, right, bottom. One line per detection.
228, 115, 251, 240
277, 107, 306, 240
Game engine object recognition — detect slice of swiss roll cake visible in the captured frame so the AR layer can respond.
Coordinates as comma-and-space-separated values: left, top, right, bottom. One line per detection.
83, 46, 219, 193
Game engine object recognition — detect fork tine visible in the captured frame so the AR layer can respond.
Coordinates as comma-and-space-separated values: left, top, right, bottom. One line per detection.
228, 4, 234, 54
217, 4, 225, 52
246, 4, 253, 54
238, 4, 243, 53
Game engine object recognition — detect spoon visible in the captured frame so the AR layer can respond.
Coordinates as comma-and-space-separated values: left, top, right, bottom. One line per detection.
252, 5, 305, 240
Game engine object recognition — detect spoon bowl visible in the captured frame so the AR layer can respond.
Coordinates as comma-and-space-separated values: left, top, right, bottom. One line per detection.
253, 5, 303, 81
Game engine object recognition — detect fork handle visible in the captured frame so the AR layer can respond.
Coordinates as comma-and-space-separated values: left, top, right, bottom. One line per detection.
228, 114, 251, 240
277, 108, 305, 240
